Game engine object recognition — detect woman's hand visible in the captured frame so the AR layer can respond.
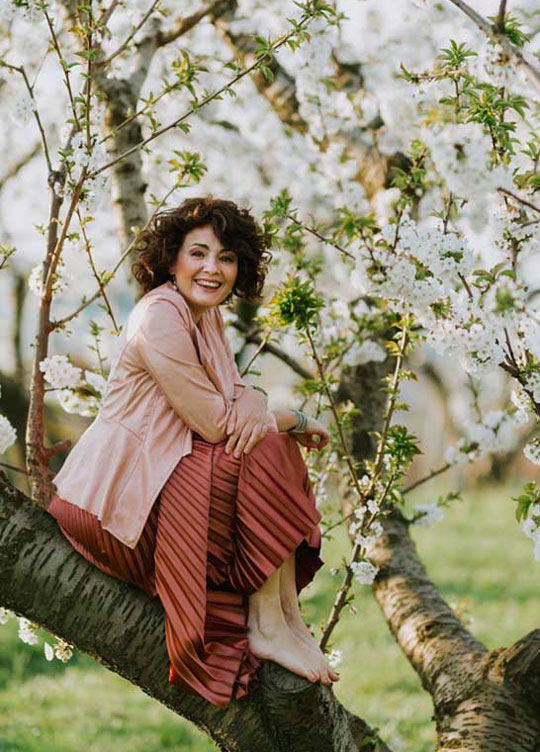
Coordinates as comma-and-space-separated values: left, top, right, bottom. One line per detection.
225, 388, 276, 458
291, 416, 331, 452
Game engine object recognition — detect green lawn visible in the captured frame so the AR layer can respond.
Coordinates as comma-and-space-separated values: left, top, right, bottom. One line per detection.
0, 479, 538, 751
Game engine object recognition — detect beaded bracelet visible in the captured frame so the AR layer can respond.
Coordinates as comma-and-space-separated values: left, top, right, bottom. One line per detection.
288, 409, 309, 434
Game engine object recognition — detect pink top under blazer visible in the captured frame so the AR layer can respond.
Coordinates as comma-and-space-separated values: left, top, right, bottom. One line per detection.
51, 280, 278, 548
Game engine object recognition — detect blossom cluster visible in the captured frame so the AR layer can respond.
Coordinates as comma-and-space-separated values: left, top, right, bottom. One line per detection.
18, 616, 39, 645
28, 263, 72, 297
39, 355, 108, 417
522, 504, 540, 561
444, 409, 526, 467
350, 560, 379, 585
1, 609, 74, 662
0, 384, 17, 455
345, 210, 533, 376
412, 503, 445, 527
348, 501, 384, 548
44, 638, 74, 663
421, 123, 513, 201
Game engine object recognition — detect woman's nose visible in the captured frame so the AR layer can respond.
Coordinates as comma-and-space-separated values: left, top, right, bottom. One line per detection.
203, 256, 219, 273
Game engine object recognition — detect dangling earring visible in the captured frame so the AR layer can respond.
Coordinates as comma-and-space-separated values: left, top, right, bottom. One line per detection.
170, 274, 178, 291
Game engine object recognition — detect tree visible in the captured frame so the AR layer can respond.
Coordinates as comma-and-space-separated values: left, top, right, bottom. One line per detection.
1, 0, 540, 749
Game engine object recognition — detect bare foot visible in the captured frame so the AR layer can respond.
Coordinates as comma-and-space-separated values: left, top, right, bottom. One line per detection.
283, 611, 340, 684
248, 613, 326, 685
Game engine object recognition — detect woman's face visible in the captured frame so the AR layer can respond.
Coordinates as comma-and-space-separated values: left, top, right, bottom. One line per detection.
169, 224, 238, 323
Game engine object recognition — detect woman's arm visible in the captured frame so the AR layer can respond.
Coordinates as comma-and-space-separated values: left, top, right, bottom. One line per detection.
271, 408, 301, 432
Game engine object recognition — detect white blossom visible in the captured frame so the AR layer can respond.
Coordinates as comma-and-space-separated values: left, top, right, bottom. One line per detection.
522, 517, 540, 562
352, 519, 384, 547
57, 388, 99, 417
413, 503, 445, 527
523, 372, 540, 404
466, 410, 520, 454
84, 370, 108, 396
519, 318, 540, 360
421, 122, 513, 200
511, 385, 533, 416
51, 638, 73, 662
18, 617, 39, 645
28, 263, 72, 297
343, 340, 387, 367
39, 355, 83, 389
9, 91, 37, 125
327, 649, 342, 668
523, 439, 540, 466
350, 560, 379, 585
444, 439, 477, 466
0, 415, 17, 454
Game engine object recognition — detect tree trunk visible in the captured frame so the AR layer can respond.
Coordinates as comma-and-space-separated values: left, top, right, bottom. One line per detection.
368, 509, 540, 751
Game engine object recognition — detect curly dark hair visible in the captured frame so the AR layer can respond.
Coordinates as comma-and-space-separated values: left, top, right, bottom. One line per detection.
131, 195, 273, 304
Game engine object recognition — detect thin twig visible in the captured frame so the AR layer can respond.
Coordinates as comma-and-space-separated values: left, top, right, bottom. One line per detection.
3, 64, 53, 174
0, 461, 28, 475
446, 0, 540, 95
497, 186, 540, 215
43, 8, 81, 131
98, 0, 162, 66
287, 214, 355, 260
496, 0, 507, 32
155, 0, 230, 48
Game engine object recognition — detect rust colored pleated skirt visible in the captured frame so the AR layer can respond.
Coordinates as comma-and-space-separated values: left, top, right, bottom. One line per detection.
47, 430, 323, 708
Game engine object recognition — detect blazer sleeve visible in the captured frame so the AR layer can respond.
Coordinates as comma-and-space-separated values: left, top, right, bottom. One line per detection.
215, 309, 246, 400
214, 307, 279, 432
135, 299, 236, 444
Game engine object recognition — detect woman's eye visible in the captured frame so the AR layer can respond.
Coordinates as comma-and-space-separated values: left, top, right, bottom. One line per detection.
191, 249, 235, 262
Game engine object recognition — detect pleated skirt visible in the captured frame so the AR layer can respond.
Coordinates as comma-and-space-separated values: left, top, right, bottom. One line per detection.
47, 430, 323, 708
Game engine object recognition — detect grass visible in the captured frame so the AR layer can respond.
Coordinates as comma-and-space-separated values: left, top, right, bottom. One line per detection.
0, 479, 538, 751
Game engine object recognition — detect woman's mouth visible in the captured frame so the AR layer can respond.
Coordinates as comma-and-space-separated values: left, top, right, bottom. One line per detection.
194, 279, 222, 291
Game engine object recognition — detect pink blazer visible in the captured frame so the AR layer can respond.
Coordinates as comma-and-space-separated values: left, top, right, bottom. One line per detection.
51, 280, 277, 548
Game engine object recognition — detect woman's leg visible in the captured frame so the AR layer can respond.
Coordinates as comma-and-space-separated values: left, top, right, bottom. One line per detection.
247, 558, 331, 684
279, 550, 339, 683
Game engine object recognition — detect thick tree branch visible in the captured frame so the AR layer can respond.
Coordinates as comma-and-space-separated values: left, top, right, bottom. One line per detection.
367, 510, 487, 694
0, 475, 390, 752
497, 629, 540, 698
155, 0, 232, 48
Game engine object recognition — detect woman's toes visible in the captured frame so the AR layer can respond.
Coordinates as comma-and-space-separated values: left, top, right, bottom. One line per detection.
308, 668, 319, 682
320, 665, 331, 685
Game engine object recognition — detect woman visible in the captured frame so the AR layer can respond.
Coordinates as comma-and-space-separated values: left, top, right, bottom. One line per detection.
47, 195, 339, 709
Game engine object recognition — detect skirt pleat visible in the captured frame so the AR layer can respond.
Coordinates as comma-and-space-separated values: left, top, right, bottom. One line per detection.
47, 430, 323, 708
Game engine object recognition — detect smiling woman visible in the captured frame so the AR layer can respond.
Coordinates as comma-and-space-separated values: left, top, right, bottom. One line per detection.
47, 195, 337, 709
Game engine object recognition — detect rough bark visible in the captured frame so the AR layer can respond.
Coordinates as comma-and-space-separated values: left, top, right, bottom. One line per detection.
367, 508, 540, 751
0, 473, 390, 752
335, 356, 392, 471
